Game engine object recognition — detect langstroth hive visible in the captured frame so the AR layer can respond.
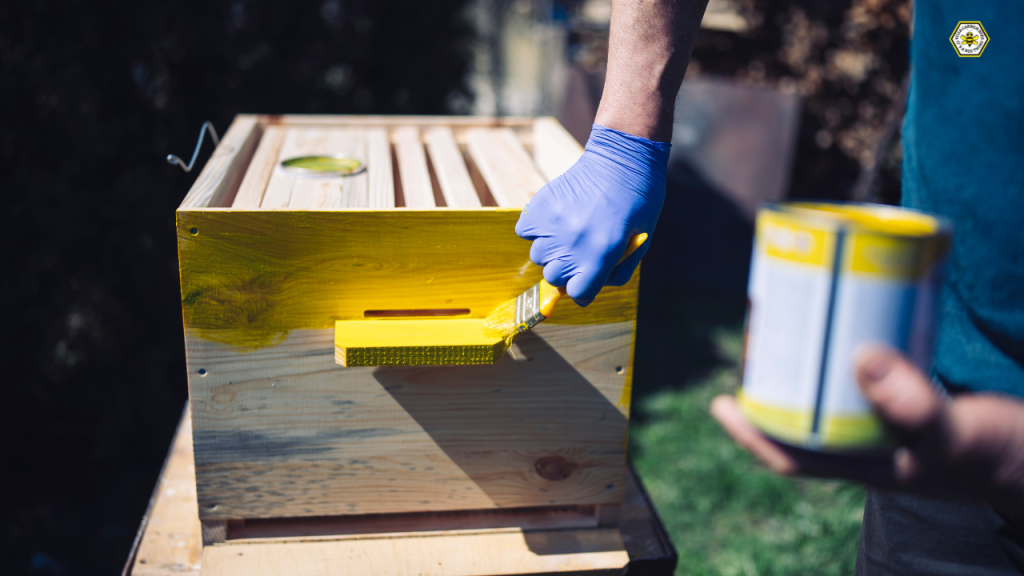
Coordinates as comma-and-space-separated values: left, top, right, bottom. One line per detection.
176, 115, 640, 538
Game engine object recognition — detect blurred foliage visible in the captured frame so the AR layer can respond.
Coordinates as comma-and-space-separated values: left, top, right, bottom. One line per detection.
0, 1, 473, 574
630, 329, 866, 576
690, 0, 911, 204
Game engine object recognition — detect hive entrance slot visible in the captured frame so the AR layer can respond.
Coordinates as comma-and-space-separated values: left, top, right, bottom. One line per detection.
363, 309, 471, 318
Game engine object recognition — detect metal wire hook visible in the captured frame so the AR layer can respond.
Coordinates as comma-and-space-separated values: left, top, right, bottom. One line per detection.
166, 121, 220, 172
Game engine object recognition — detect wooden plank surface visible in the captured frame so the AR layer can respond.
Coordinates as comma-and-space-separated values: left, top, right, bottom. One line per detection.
424, 127, 481, 208
179, 115, 260, 209
227, 506, 599, 542
366, 128, 395, 209
392, 126, 435, 208
201, 528, 628, 576
130, 407, 202, 576
532, 117, 584, 182
125, 406, 674, 575
465, 128, 547, 207
231, 126, 285, 209
186, 321, 632, 519
260, 128, 368, 209
264, 115, 535, 128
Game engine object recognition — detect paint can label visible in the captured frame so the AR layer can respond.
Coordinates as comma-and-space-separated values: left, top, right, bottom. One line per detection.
739, 203, 951, 452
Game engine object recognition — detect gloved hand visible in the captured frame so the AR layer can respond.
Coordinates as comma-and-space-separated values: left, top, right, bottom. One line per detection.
515, 124, 671, 306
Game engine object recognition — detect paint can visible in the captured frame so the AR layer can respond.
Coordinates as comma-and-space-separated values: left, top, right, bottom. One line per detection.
739, 202, 952, 453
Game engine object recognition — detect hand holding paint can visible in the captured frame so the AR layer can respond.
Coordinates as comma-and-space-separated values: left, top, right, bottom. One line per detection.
739, 203, 952, 454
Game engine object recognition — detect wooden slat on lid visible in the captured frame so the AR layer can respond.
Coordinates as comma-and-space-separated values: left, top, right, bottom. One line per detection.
466, 128, 546, 207
261, 128, 368, 209
532, 117, 584, 182
424, 127, 481, 208
393, 126, 435, 208
232, 126, 286, 208
366, 128, 395, 209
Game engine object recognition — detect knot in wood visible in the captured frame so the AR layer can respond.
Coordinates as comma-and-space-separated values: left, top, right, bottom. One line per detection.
534, 455, 575, 481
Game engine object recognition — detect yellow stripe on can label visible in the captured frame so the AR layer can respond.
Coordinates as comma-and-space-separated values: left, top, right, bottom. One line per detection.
740, 202, 952, 453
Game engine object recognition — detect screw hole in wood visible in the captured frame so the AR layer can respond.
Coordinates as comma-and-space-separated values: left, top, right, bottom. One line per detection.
190, 227, 198, 235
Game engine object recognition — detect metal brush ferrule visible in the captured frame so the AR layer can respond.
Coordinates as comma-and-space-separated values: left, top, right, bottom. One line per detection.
514, 283, 546, 334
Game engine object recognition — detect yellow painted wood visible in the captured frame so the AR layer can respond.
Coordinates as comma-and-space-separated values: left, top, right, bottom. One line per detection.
424, 127, 481, 208
366, 127, 395, 209
180, 115, 260, 209
131, 408, 202, 576
335, 319, 504, 366
177, 210, 638, 350
532, 117, 584, 182
466, 128, 546, 207
232, 126, 286, 209
393, 126, 435, 208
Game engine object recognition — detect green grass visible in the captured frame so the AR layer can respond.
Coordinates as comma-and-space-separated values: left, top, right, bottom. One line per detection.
629, 329, 866, 576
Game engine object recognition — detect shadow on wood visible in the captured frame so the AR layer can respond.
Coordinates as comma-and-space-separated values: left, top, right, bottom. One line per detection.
373, 330, 628, 511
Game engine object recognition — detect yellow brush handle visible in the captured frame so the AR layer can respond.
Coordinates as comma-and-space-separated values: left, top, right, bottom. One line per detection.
538, 233, 648, 316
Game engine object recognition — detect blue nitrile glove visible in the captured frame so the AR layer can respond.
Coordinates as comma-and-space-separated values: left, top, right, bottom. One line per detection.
515, 125, 671, 306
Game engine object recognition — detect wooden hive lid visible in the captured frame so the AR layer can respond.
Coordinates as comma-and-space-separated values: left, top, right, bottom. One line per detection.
177, 115, 583, 212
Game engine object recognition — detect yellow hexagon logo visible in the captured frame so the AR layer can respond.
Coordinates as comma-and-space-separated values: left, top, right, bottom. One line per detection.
950, 21, 989, 57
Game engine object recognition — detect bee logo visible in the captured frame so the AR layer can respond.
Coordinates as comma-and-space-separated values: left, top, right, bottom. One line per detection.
950, 22, 989, 57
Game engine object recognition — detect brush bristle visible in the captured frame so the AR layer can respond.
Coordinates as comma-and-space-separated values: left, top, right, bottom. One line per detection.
481, 297, 518, 342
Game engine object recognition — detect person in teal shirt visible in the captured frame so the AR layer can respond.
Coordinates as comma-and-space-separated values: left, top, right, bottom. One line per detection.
516, 0, 1024, 572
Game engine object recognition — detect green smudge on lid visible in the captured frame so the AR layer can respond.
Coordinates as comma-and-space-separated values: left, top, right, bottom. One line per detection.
281, 155, 363, 175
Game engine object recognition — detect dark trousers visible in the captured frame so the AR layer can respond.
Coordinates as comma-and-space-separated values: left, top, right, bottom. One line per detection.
856, 489, 1024, 575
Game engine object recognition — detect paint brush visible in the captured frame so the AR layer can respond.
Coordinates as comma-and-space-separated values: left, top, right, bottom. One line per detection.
483, 233, 648, 347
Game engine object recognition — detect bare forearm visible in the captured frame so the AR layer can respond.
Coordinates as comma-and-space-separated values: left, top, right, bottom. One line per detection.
595, 0, 709, 142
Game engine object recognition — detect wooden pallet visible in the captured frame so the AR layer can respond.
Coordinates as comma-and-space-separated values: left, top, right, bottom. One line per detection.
123, 404, 677, 576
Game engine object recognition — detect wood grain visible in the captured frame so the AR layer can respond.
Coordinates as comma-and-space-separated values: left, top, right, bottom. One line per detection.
392, 127, 435, 208
465, 128, 547, 207
176, 210, 639, 350
125, 407, 674, 575
185, 321, 632, 519
424, 127, 482, 208
202, 528, 628, 576
175, 116, 639, 524
366, 128, 395, 209
179, 115, 260, 209
226, 506, 599, 542
532, 117, 584, 182
263, 115, 534, 128
259, 128, 368, 209
232, 126, 286, 209
130, 408, 202, 576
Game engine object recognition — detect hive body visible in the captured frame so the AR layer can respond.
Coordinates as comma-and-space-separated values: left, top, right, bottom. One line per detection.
176, 115, 640, 522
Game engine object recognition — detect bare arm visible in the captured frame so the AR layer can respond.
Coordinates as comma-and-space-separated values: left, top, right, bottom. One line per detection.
595, 0, 710, 142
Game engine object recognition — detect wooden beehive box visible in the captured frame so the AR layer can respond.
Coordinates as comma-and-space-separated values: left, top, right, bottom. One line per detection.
176, 115, 640, 536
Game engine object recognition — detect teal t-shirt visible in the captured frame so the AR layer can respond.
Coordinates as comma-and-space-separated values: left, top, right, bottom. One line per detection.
902, 2, 1024, 397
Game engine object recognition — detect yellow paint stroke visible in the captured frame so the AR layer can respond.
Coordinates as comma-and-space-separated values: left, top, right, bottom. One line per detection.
177, 209, 639, 350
